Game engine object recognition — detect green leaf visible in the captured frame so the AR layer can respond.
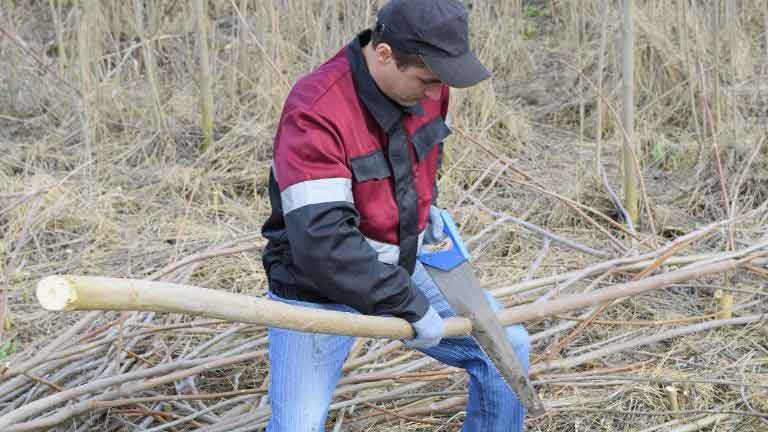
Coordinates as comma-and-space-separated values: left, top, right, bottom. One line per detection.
0, 340, 16, 362
524, 5, 543, 18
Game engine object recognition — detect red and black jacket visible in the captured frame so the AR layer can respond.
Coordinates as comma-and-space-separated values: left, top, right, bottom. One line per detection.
261, 30, 451, 323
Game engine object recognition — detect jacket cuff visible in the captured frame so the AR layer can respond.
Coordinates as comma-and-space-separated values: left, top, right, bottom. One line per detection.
401, 282, 430, 323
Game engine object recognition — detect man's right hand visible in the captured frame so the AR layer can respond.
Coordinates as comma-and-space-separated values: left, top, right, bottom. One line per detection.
405, 306, 444, 349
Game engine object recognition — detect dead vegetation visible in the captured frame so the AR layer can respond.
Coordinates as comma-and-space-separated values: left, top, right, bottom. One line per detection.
0, 0, 767, 430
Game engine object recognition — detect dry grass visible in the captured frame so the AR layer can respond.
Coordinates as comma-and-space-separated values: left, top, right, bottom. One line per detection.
1, 0, 767, 430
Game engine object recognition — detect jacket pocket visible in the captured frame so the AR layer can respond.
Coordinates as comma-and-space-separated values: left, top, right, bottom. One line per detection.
350, 149, 391, 182
412, 117, 452, 162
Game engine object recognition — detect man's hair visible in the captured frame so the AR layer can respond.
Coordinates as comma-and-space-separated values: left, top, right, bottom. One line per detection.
371, 24, 427, 70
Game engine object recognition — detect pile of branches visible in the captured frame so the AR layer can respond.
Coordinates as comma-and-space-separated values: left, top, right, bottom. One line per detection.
1, 2, 767, 429
1, 213, 767, 431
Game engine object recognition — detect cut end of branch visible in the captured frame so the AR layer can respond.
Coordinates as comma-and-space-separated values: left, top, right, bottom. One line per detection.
37, 276, 77, 311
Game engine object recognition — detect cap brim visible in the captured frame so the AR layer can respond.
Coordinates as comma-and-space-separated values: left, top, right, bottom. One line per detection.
422, 50, 491, 88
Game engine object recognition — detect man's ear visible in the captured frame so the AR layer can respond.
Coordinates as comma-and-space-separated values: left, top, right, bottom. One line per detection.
374, 43, 394, 65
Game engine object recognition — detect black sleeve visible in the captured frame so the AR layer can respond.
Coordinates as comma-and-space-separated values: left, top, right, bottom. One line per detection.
285, 201, 429, 323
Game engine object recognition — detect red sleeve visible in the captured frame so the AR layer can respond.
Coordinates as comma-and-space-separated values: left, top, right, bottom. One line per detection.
273, 109, 351, 192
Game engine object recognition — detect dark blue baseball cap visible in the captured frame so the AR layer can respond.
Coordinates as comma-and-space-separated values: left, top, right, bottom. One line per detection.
376, 0, 491, 88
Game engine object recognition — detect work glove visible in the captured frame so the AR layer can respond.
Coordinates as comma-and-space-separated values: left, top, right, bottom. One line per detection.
405, 306, 444, 349
423, 205, 448, 245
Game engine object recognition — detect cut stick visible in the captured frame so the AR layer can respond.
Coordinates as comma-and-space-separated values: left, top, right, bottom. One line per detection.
36, 275, 471, 339
38, 257, 740, 340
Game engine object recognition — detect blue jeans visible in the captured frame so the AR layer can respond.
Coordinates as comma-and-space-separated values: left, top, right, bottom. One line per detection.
266, 261, 530, 432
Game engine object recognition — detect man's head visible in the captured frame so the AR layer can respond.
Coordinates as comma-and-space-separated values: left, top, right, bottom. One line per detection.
364, 0, 490, 107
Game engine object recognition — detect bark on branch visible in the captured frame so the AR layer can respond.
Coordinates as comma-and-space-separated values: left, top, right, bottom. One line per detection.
38, 257, 743, 339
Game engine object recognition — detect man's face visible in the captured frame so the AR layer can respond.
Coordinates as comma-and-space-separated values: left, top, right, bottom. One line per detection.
373, 45, 444, 107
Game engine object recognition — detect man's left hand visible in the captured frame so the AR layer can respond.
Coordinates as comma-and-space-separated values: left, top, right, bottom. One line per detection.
424, 206, 447, 244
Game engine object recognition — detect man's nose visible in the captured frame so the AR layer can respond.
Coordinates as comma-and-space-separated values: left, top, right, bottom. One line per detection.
424, 84, 442, 100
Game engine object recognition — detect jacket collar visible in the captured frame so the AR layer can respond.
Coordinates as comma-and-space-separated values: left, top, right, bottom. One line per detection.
346, 30, 424, 134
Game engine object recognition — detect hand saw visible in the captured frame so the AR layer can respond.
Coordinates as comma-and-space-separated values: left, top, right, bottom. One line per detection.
418, 210, 545, 415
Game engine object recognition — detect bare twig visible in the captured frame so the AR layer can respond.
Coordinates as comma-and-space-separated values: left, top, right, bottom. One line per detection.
465, 195, 610, 258
532, 314, 767, 374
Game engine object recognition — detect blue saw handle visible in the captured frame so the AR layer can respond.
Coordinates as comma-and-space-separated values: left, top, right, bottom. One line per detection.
418, 210, 470, 271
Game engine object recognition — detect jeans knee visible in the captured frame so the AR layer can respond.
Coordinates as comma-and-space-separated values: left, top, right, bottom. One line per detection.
505, 324, 530, 371
269, 402, 329, 432
482, 292, 530, 371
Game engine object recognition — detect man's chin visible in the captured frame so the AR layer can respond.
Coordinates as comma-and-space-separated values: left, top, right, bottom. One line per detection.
398, 98, 421, 107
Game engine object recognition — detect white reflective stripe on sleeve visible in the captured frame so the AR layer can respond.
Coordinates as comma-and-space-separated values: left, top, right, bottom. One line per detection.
365, 231, 426, 266
281, 178, 353, 214
364, 237, 400, 265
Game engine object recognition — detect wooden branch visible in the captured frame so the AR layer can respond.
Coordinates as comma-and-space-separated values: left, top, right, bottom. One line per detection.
0, 311, 101, 400
91, 389, 265, 409
465, 195, 610, 258
531, 314, 766, 375
36, 275, 473, 339
493, 225, 758, 299
622, 0, 639, 224
499, 259, 738, 325
38, 257, 743, 341
194, 0, 215, 152
492, 252, 721, 297
525, 237, 551, 281
356, 400, 459, 427
0, 350, 267, 431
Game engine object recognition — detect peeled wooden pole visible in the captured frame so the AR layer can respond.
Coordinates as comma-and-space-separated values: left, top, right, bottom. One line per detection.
36, 275, 472, 339
38, 258, 740, 340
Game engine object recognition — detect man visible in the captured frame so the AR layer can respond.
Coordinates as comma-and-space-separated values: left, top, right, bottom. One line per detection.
261, 0, 530, 430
